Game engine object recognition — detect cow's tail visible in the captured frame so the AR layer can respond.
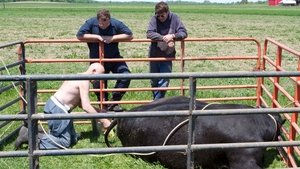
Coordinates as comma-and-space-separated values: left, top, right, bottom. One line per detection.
104, 119, 118, 147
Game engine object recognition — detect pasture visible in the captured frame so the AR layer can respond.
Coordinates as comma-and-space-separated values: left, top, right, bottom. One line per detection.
0, 2, 300, 168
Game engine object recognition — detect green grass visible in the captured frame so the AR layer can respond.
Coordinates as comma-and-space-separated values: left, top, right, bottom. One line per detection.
2, 2, 300, 16
1, 2, 300, 169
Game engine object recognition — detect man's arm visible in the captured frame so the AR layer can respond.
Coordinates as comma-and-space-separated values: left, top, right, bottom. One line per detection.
146, 16, 163, 41
173, 15, 188, 40
78, 81, 111, 128
76, 17, 104, 41
102, 19, 133, 44
78, 34, 104, 42
78, 81, 98, 114
102, 34, 133, 44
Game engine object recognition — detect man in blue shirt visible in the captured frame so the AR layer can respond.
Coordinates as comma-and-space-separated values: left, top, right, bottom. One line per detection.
147, 2, 187, 100
77, 9, 133, 111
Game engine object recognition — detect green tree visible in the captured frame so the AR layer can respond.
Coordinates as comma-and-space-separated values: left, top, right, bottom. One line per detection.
204, 0, 210, 4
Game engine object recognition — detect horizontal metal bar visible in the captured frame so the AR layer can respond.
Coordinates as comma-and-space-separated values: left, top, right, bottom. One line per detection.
0, 121, 11, 128
265, 38, 300, 57
0, 110, 26, 122
0, 126, 21, 147
1, 71, 300, 81
0, 60, 24, 71
2, 107, 299, 121
1, 140, 299, 158
0, 81, 21, 94
0, 114, 27, 121
22, 107, 300, 120
0, 150, 28, 158
36, 96, 257, 106
23, 37, 259, 44
27, 56, 258, 63
26, 58, 100, 63
0, 41, 23, 49
37, 84, 257, 93
0, 97, 21, 111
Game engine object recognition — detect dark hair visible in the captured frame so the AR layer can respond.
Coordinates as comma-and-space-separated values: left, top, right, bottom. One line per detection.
155, 1, 169, 14
97, 9, 111, 20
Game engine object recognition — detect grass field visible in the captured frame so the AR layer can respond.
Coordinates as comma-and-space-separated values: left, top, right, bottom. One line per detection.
0, 2, 300, 169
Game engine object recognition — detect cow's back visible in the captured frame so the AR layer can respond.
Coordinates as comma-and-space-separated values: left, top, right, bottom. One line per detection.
116, 96, 278, 169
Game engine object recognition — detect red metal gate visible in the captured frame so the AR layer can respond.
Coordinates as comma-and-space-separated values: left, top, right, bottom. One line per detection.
12, 37, 300, 168
259, 37, 300, 167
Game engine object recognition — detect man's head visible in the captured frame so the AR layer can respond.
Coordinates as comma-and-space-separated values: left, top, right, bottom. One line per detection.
88, 63, 105, 75
155, 1, 169, 22
97, 9, 111, 29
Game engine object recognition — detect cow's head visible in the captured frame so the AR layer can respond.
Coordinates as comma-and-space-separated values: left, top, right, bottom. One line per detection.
272, 114, 286, 141
257, 105, 286, 141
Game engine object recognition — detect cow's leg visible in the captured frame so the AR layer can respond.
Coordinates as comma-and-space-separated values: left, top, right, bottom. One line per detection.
226, 148, 264, 169
91, 119, 100, 139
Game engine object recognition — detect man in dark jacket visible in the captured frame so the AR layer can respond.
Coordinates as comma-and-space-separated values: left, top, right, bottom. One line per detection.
77, 9, 133, 111
147, 1, 188, 100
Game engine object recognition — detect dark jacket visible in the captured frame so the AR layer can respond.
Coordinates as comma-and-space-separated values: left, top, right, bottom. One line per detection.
147, 12, 187, 58
77, 17, 132, 58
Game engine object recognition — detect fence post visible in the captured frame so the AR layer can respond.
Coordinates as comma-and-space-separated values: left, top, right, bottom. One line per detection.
17, 43, 27, 112
98, 41, 105, 109
187, 77, 196, 169
26, 79, 39, 169
180, 40, 185, 96
287, 59, 300, 167
271, 47, 282, 108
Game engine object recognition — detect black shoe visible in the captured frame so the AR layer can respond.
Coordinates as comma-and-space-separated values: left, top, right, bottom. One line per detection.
15, 126, 29, 150
108, 104, 124, 112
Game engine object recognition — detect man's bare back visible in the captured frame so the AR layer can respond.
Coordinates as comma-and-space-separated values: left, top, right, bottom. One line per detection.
53, 63, 110, 128
53, 80, 84, 111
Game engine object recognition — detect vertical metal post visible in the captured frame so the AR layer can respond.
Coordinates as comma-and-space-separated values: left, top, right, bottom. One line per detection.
287, 59, 300, 167
255, 40, 262, 107
99, 41, 105, 109
187, 77, 196, 169
180, 40, 186, 96
18, 43, 26, 75
26, 79, 39, 169
258, 39, 269, 107
272, 47, 282, 108
18, 43, 27, 112
256, 77, 263, 107
90, 42, 106, 137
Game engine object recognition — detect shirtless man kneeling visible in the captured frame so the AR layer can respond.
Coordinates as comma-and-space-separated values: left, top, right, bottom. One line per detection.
15, 63, 111, 150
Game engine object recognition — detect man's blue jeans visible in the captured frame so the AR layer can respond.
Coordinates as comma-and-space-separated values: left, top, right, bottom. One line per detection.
150, 61, 172, 100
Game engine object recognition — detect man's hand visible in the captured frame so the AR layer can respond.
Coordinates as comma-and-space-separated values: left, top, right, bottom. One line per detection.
102, 36, 113, 44
162, 34, 175, 43
97, 35, 104, 42
93, 107, 111, 129
167, 41, 175, 48
94, 107, 107, 113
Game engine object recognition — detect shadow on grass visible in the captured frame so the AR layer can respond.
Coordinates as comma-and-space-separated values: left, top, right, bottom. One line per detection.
264, 148, 285, 168
78, 130, 101, 143
0, 126, 20, 151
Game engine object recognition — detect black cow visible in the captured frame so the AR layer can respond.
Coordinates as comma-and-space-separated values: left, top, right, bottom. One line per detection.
105, 96, 284, 169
